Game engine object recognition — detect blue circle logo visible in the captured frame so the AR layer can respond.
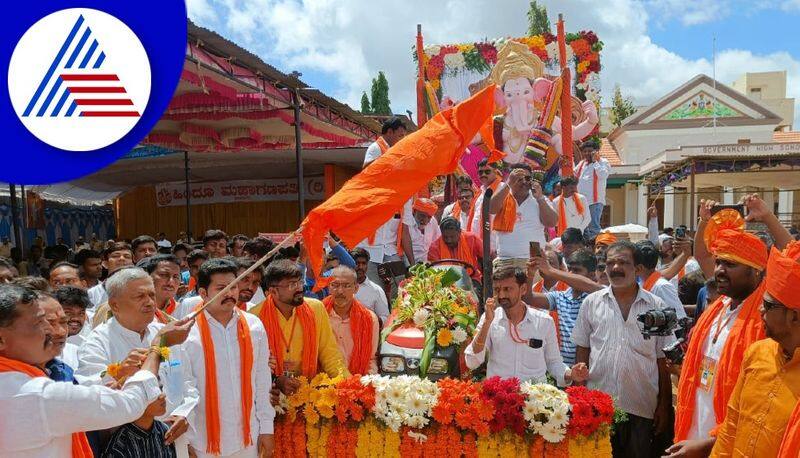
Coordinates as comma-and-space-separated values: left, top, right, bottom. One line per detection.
2, 1, 186, 184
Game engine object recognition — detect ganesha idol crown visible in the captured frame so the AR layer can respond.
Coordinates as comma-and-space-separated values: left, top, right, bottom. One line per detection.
489, 41, 545, 86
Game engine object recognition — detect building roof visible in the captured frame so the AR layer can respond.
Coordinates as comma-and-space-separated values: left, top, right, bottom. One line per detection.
599, 138, 623, 166
773, 131, 800, 143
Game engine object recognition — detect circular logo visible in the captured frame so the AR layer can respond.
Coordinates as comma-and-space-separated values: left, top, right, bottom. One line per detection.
8, 8, 151, 152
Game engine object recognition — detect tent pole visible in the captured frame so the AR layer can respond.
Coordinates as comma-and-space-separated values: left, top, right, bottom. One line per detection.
292, 88, 306, 223
19, 185, 26, 255
184, 151, 192, 243
9, 185, 21, 255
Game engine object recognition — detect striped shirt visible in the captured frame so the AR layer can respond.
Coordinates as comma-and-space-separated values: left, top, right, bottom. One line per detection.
545, 289, 588, 365
100, 421, 176, 458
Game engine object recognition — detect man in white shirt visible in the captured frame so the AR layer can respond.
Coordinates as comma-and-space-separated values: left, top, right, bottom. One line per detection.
362, 116, 407, 168
77, 267, 198, 453
184, 258, 274, 457
470, 159, 501, 250
87, 241, 135, 309
574, 139, 610, 239
489, 163, 558, 267
465, 265, 588, 385
635, 241, 688, 320
0, 284, 186, 457
552, 176, 591, 235
572, 240, 674, 457
444, 187, 475, 232
351, 248, 390, 323
357, 198, 415, 284
409, 198, 441, 264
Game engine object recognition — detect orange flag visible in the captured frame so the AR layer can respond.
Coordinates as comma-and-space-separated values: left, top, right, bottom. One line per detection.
302, 85, 496, 276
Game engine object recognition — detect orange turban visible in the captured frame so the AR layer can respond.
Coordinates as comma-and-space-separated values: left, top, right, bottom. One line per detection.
595, 232, 617, 247
413, 198, 438, 217
709, 229, 768, 271
766, 241, 800, 309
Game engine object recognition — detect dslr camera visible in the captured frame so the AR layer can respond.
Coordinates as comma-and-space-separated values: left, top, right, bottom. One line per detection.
637, 308, 693, 365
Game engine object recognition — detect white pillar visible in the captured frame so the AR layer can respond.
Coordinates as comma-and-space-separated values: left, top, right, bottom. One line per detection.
637, 183, 648, 226
778, 189, 794, 224
625, 183, 638, 225
664, 186, 675, 229
723, 187, 735, 205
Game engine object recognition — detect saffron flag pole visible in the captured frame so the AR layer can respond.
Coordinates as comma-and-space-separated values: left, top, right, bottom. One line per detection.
301, 85, 497, 277
415, 24, 428, 127
557, 14, 574, 177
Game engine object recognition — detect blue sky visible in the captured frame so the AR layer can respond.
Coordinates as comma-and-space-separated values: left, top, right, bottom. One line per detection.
186, 0, 799, 127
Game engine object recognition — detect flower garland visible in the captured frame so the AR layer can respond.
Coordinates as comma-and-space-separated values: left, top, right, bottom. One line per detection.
521, 382, 571, 443
431, 378, 494, 435
479, 376, 527, 435
565, 386, 615, 438
366, 374, 440, 431
418, 31, 603, 103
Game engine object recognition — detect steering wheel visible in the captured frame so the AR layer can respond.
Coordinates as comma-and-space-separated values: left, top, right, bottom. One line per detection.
429, 259, 475, 277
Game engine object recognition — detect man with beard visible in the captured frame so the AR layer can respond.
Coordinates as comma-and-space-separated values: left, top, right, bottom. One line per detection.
54, 285, 91, 348
183, 258, 275, 457
141, 254, 182, 321
0, 284, 187, 457
409, 198, 441, 264
131, 235, 158, 263
351, 248, 389, 323
572, 240, 675, 457
77, 267, 198, 455
322, 266, 379, 375
47, 262, 84, 290
465, 265, 588, 385
667, 195, 792, 458
469, 158, 502, 251
707, 243, 800, 457
428, 217, 483, 289
233, 257, 263, 310
250, 259, 347, 397
442, 180, 475, 231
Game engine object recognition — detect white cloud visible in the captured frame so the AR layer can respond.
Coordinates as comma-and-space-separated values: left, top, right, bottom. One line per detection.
186, 0, 799, 129
645, 0, 728, 26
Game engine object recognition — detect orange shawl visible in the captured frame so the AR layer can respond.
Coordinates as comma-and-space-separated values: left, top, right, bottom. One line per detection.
492, 192, 518, 233
195, 308, 254, 454
778, 402, 800, 457
258, 295, 318, 378
556, 194, 586, 236
322, 296, 374, 375
642, 271, 661, 292
165, 298, 177, 315
0, 356, 93, 457
437, 233, 477, 269
674, 282, 767, 441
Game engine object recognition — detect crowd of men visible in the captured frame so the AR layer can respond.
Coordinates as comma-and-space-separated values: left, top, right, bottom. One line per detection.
0, 117, 798, 457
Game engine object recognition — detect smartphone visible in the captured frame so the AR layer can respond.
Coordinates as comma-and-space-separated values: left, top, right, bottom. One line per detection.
711, 204, 745, 218
529, 241, 542, 258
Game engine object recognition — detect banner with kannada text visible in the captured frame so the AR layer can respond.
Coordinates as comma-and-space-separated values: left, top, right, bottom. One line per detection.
155, 177, 324, 207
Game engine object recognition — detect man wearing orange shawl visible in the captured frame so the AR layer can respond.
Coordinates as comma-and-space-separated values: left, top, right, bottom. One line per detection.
469, 158, 502, 248
710, 242, 800, 457
0, 284, 180, 457
322, 266, 379, 375
427, 216, 483, 283
442, 177, 475, 231
362, 117, 408, 168
249, 260, 347, 395
552, 176, 590, 237
409, 198, 442, 264
667, 194, 793, 457
140, 254, 181, 321
184, 258, 275, 457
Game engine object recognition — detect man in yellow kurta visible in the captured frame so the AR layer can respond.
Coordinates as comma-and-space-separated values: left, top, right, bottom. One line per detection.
710, 242, 800, 457
250, 259, 348, 396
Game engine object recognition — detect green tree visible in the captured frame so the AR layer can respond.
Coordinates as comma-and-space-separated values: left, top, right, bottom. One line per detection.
527, 1, 551, 36
370, 71, 392, 116
360, 92, 371, 114
609, 85, 636, 127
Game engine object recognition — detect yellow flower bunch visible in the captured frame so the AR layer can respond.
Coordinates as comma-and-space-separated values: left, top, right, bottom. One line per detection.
436, 328, 453, 347
577, 60, 590, 73
159, 346, 171, 361
355, 418, 382, 458
305, 421, 331, 458
518, 35, 545, 50
457, 43, 474, 53
568, 431, 612, 458
290, 373, 343, 425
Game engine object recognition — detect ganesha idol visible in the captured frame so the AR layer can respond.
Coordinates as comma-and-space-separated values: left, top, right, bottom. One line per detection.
473, 41, 598, 191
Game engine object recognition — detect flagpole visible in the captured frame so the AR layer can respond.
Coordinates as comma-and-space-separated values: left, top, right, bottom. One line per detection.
557, 14, 574, 177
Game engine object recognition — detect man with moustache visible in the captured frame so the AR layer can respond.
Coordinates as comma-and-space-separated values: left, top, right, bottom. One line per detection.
54, 285, 91, 352
141, 254, 183, 321
183, 258, 275, 457
75, 249, 103, 289
322, 266, 380, 375
88, 242, 135, 309
37, 291, 76, 379
132, 235, 159, 263
233, 257, 263, 310
77, 267, 198, 455
443, 184, 475, 232
203, 230, 229, 259
351, 248, 390, 323
469, 158, 502, 250
250, 259, 347, 397
0, 284, 187, 457
706, 243, 800, 457
572, 240, 675, 457
48, 262, 85, 290
465, 265, 588, 385
667, 194, 793, 457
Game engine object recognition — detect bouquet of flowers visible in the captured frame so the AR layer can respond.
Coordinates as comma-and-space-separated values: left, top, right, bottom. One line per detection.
564, 386, 615, 438
382, 264, 478, 377
365, 374, 440, 432
521, 382, 571, 443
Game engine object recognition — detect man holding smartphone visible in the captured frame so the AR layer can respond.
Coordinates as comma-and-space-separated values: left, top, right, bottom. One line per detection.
464, 265, 588, 385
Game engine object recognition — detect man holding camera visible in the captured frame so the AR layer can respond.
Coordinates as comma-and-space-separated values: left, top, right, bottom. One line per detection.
572, 240, 675, 457
668, 194, 793, 457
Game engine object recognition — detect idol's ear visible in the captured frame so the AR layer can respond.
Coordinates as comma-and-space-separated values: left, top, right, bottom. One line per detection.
533, 78, 553, 101
494, 85, 506, 109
